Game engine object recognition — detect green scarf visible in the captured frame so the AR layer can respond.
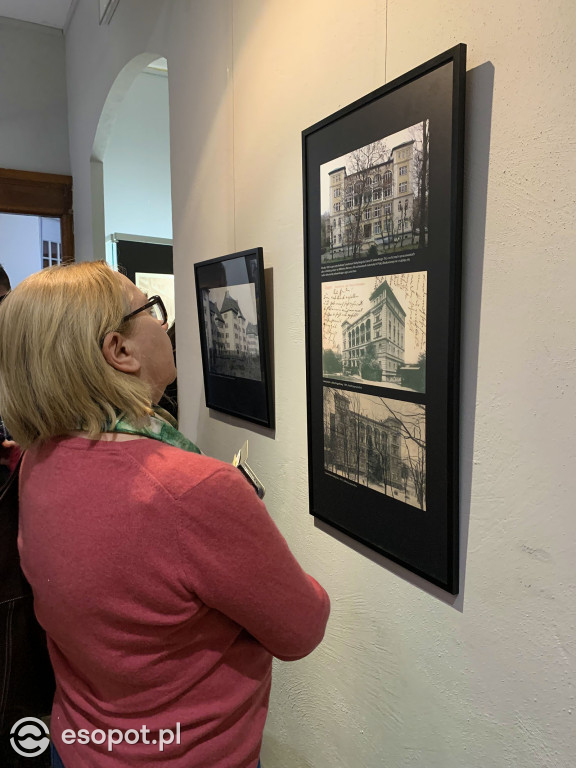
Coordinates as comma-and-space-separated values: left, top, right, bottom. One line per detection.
110, 406, 202, 454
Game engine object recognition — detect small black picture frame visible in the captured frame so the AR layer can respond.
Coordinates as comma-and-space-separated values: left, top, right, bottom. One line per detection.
302, 44, 466, 594
194, 248, 274, 428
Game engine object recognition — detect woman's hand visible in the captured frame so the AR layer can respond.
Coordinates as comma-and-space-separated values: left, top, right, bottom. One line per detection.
0, 439, 20, 469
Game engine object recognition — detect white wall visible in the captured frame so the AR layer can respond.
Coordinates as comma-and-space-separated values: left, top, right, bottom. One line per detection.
0, 17, 70, 174
0, 214, 41, 287
103, 69, 172, 239
64, 1, 576, 766
0, 215, 62, 287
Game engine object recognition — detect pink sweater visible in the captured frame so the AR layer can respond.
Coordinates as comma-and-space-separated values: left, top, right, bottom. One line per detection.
19, 437, 330, 767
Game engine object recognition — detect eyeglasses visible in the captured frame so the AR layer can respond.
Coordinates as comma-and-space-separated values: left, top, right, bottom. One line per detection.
122, 295, 168, 326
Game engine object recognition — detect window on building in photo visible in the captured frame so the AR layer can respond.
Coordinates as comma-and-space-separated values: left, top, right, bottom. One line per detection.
399, 182, 408, 193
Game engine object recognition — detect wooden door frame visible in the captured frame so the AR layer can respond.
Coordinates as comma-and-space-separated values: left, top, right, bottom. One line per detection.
0, 168, 74, 262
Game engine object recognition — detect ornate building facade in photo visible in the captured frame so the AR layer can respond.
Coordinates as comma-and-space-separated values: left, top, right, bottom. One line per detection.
323, 388, 426, 509
324, 389, 404, 489
246, 322, 259, 356
341, 280, 406, 384
203, 290, 250, 359
219, 292, 248, 354
204, 299, 225, 359
201, 289, 262, 380
327, 141, 416, 256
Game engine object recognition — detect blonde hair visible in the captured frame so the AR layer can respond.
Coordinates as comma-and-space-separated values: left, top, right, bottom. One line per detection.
0, 260, 154, 448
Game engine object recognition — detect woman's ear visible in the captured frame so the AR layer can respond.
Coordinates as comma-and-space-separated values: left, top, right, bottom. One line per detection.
101, 331, 141, 374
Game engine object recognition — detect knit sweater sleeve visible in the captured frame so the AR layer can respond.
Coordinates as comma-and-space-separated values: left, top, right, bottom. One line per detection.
175, 462, 330, 661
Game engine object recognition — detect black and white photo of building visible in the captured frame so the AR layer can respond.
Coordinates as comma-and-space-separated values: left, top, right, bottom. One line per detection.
323, 388, 426, 510
320, 120, 429, 263
322, 272, 427, 392
201, 284, 261, 381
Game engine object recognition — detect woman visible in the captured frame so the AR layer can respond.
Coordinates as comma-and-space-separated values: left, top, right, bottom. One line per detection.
0, 262, 329, 768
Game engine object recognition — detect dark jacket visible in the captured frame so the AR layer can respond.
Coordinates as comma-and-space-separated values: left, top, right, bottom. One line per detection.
0, 461, 54, 765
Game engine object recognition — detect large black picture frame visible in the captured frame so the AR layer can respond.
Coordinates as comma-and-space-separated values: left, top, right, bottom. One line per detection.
303, 45, 466, 593
195, 247, 274, 428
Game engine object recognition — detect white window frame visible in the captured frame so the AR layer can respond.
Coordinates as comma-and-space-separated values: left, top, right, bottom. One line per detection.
42, 240, 62, 270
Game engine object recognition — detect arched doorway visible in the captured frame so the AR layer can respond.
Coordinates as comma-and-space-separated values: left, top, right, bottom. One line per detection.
91, 54, 174, 324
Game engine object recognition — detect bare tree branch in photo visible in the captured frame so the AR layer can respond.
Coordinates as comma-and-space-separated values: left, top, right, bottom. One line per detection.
366, 427, 393, 496
343, 392, 362, 483
376, 399, 426, 449
324, 390, 358, 481
376, 398, 426, 509
324, 389, 426, 510
321, 212, 332, 256
344, 140, 389, 260
410, 120, 429, 250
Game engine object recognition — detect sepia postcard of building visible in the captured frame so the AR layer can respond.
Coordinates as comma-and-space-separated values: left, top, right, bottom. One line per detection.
322, 272, 427, 392
323, 388, 426, 510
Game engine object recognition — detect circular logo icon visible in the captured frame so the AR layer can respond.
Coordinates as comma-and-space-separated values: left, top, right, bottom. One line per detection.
10, 717, 51, 758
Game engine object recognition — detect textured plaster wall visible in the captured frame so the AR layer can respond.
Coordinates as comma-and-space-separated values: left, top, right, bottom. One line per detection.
64, 0, 576, 766
0, 17, 69, 174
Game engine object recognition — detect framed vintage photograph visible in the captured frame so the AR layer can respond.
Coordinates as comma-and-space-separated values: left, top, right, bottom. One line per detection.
111, 236, 175, 328
194, 248, 274, 428
303, 44, 466, 593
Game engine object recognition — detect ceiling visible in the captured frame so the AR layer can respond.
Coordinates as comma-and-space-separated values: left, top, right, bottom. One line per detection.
0, 0, 76, 29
